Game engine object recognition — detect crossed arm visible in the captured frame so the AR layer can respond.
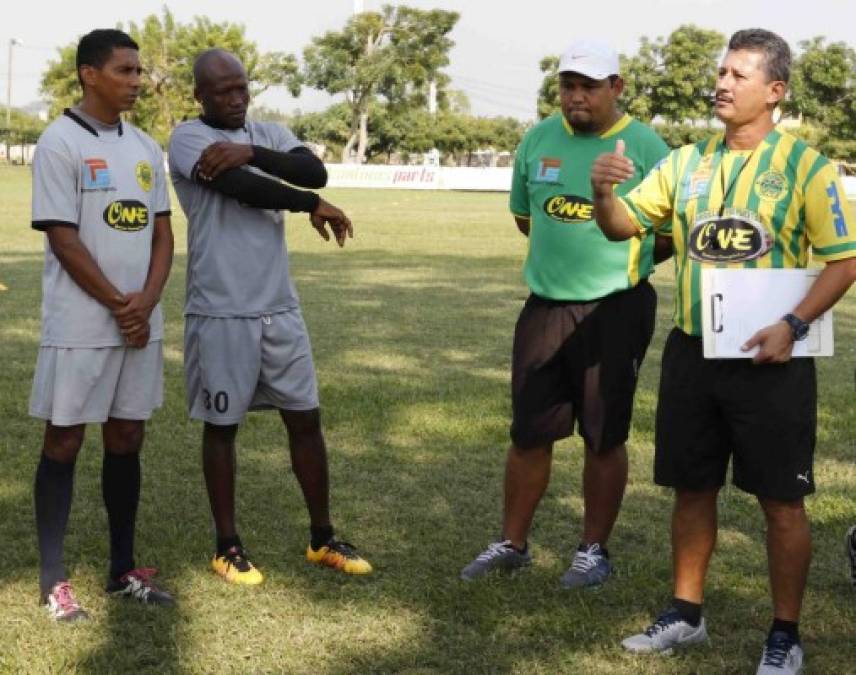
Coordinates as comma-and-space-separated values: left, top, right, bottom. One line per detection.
194, 142, 353, 247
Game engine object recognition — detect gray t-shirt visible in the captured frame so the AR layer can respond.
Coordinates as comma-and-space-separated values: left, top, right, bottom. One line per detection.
31, 108, 170, 347
168, 119, 304, 317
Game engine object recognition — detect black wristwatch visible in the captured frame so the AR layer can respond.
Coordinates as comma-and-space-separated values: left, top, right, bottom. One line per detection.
781, 313, 810, 341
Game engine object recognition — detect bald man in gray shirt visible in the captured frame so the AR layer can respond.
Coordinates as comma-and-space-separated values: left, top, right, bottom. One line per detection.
169, 49, 371, 584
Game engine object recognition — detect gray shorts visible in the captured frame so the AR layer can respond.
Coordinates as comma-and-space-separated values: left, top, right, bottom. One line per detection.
29, 341, 164, 426
184, 310, 319, 425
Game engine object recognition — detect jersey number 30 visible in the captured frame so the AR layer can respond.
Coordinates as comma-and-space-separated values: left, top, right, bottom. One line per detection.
203, 389, 229, 413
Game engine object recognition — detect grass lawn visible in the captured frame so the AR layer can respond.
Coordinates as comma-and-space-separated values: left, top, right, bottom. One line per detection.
0, 163, 854, 674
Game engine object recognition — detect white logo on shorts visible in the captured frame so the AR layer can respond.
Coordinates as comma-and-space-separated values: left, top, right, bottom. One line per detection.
796, 471, 811, 484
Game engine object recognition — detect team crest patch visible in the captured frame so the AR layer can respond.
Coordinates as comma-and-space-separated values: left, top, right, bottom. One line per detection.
688, 209, 772, 262
543, 194, 593, 223
135, 161, 153, 192
83, 158, 112, 189
754, 170, 789, 202
534, 157, 562, 183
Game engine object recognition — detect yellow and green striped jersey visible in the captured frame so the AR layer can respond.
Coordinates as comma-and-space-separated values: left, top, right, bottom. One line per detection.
620, 128, 856, 336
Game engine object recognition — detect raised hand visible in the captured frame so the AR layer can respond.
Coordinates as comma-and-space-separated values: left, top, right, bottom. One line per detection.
590, 139, 635, 197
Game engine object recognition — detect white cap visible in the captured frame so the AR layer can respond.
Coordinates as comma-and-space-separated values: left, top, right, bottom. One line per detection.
558, 39, 620, 79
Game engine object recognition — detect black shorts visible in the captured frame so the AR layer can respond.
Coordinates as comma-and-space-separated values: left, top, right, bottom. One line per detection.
654, 328, 817, 501
510, 280, 656, 452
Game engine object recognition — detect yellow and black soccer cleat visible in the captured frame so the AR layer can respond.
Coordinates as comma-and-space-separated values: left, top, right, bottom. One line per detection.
306, 539, 372, 575
211, 546, 264, 585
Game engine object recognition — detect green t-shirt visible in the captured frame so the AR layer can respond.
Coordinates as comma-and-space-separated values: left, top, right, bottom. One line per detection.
510, 113, 669, 301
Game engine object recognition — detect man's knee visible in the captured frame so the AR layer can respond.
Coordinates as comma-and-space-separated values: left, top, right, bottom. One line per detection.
759, 497, 807, 528
585, 442, 627, 460
281, 408, 322, 438
203, 422, 239, 453
42, 423, 85, 463
102, 418, 145, 455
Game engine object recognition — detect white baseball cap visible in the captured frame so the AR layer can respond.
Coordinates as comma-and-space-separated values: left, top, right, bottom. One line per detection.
558, 39, 620, 79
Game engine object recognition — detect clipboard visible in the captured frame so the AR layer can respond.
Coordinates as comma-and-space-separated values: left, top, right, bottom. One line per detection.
701, 268, 834, 359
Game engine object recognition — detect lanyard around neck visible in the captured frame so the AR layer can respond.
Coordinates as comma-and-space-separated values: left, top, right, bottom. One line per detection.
716, 142, 758, 217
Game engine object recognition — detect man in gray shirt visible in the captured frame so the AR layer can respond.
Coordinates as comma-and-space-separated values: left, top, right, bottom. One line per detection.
169, 49, 371, 584
30, 29, 174, 621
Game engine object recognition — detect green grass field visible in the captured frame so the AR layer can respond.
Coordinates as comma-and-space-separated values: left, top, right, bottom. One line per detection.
0, 163, 854, 674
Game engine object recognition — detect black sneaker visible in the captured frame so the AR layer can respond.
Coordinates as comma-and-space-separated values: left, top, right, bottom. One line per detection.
107, 567, 174, 605
757, 630, 804, 674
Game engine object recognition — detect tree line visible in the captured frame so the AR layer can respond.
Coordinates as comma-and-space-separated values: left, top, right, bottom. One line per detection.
5, 8, 856, 162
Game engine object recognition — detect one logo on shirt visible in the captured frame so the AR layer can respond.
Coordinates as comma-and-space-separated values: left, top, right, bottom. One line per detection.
827, 181, 849, 237
135, 161, 153, 192
754, 170, 789, 202
83, 158, 112, 189
543, 194, 594, 223
688, 211, 772, 262
103, 200, 149, 231
534, 157, 562, 183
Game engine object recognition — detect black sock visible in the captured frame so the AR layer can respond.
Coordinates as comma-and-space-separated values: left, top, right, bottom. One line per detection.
217, 534, 243, 555
501, 539, 527, 554
102, 450, 140, 580
34, 454, 76, 594
770, 618, 800, 643
672, 597, 702, 627
310, 525, 334, 550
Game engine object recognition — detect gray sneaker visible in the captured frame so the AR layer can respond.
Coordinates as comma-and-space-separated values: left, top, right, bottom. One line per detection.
756, 631, 804, 674
560, 542, 613, 588
621, 608, 708, 654
460, 540, 531, 581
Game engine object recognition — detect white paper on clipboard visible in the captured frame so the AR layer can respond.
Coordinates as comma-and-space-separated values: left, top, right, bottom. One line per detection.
701, 268, 834, 358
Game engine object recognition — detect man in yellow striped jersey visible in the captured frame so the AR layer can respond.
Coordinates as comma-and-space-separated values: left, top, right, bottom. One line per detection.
590, 28, 856, 674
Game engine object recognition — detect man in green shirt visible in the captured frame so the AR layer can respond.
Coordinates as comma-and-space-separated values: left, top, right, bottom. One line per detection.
460, 39, 670, 587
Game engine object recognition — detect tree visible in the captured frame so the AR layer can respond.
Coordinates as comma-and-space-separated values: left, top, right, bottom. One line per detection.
619, 37, 659, 122
40, 8, 300, 145
302, 4, 458, 163
287, 104, 352, 160
1, 108, 47, 161
654, 25, 725, 125
786, 37, 856, 159
536, 55, 559, 119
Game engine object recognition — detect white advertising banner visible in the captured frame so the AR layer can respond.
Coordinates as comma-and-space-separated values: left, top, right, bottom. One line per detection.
326, 164, 512, 191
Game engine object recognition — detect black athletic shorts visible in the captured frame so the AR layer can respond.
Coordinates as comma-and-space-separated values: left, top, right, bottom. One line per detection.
654, 328, 817, 501
510, 280, 656, 452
